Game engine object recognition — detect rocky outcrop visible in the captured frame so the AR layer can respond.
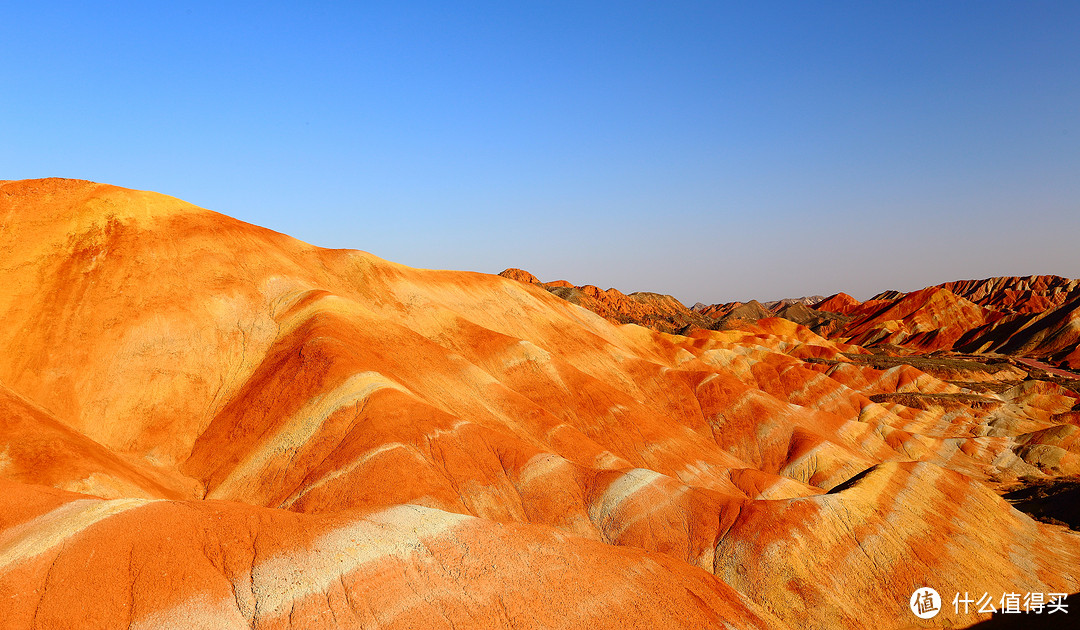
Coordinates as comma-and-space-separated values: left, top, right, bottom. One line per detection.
497, 267, 541, 284
498, 268, 714, 333
938, 275, 1080, 313
813, 292, 863, 315
838, 287, 1000, 351
499, 271, 849, 337
813, 278, 1080, 369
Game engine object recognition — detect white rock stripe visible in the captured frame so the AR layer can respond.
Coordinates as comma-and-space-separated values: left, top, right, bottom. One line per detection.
247, 504, 472, 621
588, 468, 664, 530
0, 497, 160, 572
278, 441, 416, 508
209, 371, 409, 500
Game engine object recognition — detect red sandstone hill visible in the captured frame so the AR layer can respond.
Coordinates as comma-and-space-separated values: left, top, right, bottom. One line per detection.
813, 292, 862, 315
939, 275, 1080, 314
498, 268, 714, 333
837, 287, 1001, 352
501, 270, 848, 336
810, 278, 1080, 369
511, 270, 1080, 371
2, 179, 1080, 629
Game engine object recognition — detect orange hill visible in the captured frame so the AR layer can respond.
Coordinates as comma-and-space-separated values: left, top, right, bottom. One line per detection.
813, 291, 862, 314
820, 279, 1080, 369
515, 269, 1080, 371
501, 270, 848, 336
2, 179, 1080, 629
498, 267, 713, 333
939, 275, 1080, 314
838, 287, 1000, 352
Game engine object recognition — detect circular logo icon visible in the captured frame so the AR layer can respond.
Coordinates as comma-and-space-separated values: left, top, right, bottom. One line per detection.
910, 587, 942, 619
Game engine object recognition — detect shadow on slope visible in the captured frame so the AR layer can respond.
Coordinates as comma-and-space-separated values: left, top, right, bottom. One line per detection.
1002, 476, 1080, 531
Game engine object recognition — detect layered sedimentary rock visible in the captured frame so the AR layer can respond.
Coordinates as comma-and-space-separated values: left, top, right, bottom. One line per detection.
2, 179, 1080, 629
833, 287, 999, 352
498, 268, 712, 333
810, 278, 1080, 369
939, 275, 1080, 314
814, 292, 866, 315
503, 268, 1080, 369
499, 270, 847, 336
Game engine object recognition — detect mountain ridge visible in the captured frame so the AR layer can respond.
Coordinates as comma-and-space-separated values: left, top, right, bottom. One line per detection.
502, 267, 1080, 370
3, 179, 1080, 629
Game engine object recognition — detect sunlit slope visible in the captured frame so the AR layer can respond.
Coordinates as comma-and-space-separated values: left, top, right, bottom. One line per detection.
2, 179, 1079, 629
812, 277, 1080, 367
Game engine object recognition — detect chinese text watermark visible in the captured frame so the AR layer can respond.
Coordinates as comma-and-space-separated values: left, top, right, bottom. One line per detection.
910, 588, 1070, 618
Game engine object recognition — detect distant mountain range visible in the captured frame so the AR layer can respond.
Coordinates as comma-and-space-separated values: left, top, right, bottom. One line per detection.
499, 269, 1080, 370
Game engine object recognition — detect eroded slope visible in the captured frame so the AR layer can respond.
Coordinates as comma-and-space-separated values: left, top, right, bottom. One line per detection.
2, 179, 1079, 629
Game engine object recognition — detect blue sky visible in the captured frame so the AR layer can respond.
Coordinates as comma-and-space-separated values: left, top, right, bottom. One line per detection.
2, 2, 1078, 303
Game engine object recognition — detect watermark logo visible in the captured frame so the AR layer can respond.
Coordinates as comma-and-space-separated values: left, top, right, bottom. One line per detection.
909, 589, 1069, 618
910, 587, 941, 619
952, 591, 1069, 615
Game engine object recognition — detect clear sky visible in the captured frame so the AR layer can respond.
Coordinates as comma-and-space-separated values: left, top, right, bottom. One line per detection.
2, 2, 1078, 304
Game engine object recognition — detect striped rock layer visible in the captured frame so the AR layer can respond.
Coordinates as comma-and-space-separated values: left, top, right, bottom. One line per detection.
1, 178, 1079, 629
814, 277, 1080, 366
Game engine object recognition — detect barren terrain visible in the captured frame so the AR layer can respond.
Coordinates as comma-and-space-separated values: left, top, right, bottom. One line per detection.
2, 179, 1079, 629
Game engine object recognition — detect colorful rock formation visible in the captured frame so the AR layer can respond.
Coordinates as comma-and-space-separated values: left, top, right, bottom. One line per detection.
2, 179, 1079, 629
